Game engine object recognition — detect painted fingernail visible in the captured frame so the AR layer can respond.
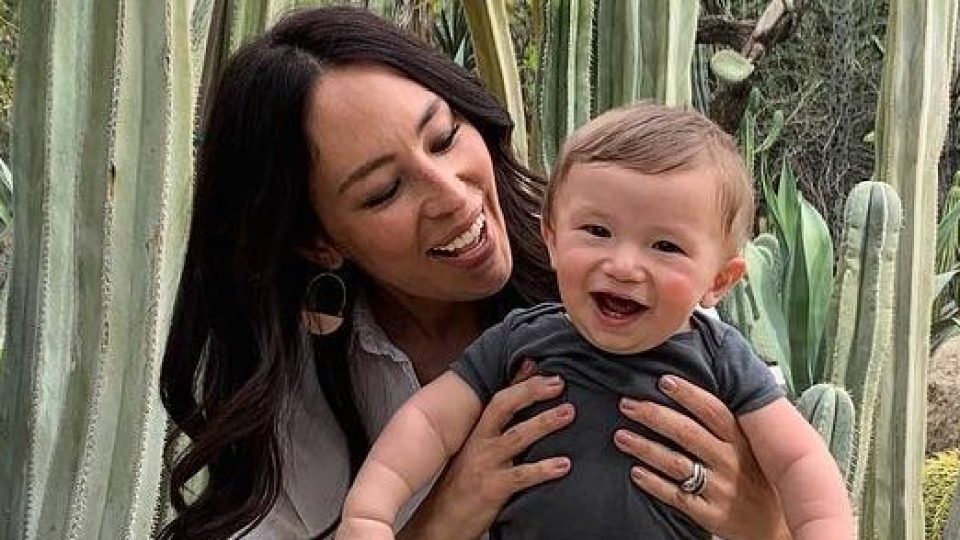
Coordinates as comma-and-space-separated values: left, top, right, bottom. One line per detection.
555, 457, 571, 471
620, 398, 639, 412
614, 430, 634, 445
631, 466, 645, 480
556, 404, 574, 419
659, 375, 678, 393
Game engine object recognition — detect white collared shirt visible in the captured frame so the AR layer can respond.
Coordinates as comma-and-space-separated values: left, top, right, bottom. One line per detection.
245, 295, 431, 539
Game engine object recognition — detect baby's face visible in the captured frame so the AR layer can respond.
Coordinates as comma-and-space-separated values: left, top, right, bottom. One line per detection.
542, 162, 743, 354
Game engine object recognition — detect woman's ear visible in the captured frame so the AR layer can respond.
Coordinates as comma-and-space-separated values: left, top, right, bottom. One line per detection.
700, 256, 747, 308
298, 236, 345, 270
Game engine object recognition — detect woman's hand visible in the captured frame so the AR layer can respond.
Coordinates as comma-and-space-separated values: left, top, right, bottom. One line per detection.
613, 375, 791, 540
398, 361, 574, 540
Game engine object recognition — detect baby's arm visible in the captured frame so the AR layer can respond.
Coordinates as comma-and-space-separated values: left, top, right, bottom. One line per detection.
337, 372, 483, 539
738, 397, 854, 539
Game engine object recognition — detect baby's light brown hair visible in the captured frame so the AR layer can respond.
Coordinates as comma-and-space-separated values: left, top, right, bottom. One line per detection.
542, 101, 754, 253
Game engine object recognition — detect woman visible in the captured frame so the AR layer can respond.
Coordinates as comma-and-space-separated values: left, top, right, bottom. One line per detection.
159, 7, 789, 540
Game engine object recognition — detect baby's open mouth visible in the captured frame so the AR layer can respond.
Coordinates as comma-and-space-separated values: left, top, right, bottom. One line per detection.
428, 213, 486, 258
591, 292, 648, 318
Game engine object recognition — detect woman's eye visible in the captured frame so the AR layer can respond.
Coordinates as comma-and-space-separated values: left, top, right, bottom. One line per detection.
580, 224, 611, 238
652, 240, 684, 254
362, 179, 401, 208
430, 123, 461, 154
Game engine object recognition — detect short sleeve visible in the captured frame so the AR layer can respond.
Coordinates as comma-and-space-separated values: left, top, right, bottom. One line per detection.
449, 312, 518, 404
713, 325, 784, 415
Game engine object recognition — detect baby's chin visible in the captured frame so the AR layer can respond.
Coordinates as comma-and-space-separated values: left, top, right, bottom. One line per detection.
574, 321, 659, 356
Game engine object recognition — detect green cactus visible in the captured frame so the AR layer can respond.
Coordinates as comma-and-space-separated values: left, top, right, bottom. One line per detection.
865, 1, 959, 537
820, 181, 902, 515
536, 0, 594, 173
0, 0, 194, 538
796, 383, 855, 482
594, 0, 698, 113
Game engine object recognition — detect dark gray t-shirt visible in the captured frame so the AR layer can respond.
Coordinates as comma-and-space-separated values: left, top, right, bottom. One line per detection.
450, 303, 783, 540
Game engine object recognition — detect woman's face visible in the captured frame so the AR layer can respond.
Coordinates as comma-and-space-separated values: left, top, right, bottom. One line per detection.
305, 65, 513, 304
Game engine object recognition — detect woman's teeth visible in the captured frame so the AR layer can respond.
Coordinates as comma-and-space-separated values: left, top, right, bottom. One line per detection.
432, 214, 486, 255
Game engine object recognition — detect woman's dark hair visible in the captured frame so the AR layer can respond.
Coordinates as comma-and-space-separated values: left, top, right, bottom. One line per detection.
158, 6, 554, 539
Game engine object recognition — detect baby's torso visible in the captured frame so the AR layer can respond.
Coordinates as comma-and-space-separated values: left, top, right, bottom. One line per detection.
495, 331, 718, 540
452, 303, 780, 540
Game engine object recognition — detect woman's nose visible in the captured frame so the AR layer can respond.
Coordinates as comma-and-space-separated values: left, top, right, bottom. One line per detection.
419, 161, 470, 218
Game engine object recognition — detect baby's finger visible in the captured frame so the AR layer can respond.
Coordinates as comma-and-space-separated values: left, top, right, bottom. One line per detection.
613, 429, 696, 483
476, 375, 565, 436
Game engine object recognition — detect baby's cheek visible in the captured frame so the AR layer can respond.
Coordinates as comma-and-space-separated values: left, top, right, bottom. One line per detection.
659, 271, 699, 306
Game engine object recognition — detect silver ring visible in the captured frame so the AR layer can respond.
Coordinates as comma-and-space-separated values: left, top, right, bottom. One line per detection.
679, 461, 707, 495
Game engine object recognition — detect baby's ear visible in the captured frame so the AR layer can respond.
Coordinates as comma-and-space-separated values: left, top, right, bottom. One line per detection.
700, 256, 746, 308
540, 218, 558, 270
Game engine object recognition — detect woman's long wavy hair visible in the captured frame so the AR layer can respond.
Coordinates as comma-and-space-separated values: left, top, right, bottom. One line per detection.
158, 7, 555, 539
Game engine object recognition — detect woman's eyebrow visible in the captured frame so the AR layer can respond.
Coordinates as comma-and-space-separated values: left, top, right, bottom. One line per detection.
339, 98, 443, 195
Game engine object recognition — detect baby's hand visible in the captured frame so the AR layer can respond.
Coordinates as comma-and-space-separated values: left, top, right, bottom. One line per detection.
335, 517, 395, 540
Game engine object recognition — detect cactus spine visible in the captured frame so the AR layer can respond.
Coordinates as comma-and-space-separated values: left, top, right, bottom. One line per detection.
0, 1, 193, 538
796, 383, 855, 482
866, 0, 959, 537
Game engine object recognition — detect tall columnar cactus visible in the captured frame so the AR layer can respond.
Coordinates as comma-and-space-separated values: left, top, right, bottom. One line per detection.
593, 0, 698, 113
534, 0, 698, 174
821, 181, 902, 514
866, 0, 959, 537
0, 1, 194, 538
536, 0, 594, 173
795, 383, 855, 482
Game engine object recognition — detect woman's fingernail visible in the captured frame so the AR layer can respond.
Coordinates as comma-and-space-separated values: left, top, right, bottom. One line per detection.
620, 397, 639, 412
555, 457, 571, 471
547, 375, 563, 387
556, 404, 574, 419
659, 375, 678, 393
614, 430, 634, 445
631, 466, 645, 480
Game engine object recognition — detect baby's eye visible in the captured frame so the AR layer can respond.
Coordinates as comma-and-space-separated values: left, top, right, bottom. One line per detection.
580, 224, 611, 238
652, 240, 685, 254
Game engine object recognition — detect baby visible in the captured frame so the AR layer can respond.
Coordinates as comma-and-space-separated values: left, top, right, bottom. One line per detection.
336, 102, 853, 539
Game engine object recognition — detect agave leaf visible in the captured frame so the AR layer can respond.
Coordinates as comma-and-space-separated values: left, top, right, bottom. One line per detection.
464, 1, 528, 164
935, 269, 960, 298
754, 109, 785, 155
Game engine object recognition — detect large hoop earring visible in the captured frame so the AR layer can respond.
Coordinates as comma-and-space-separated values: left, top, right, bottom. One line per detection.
301, 272, 347, 336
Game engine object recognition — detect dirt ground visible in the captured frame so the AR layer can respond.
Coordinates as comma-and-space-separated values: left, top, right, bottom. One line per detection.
928, 337, 960, 455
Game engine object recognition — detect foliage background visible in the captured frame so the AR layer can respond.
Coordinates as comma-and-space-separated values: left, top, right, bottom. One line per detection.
0, 0, 15, 162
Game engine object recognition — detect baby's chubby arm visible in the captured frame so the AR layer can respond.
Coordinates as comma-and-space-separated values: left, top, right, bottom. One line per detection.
738, 397, 854, 539
337, 372, 483, 539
